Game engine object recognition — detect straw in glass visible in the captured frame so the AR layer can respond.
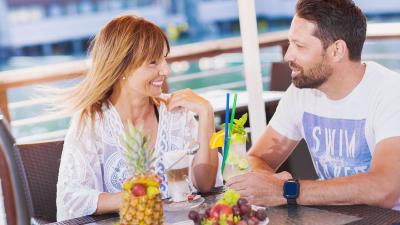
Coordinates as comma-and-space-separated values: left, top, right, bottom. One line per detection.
221, 93, 237, 174
222, 93, 230, 163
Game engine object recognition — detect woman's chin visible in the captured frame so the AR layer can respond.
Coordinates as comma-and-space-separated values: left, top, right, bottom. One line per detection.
149, 89, 162, 97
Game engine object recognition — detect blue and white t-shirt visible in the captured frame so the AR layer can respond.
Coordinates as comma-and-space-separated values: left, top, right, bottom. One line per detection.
269, 61, 400, 209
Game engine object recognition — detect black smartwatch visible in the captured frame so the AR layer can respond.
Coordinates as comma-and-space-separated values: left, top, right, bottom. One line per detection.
283, 179, 300, 205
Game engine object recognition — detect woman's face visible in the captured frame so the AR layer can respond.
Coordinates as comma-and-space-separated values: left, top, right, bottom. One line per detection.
124, 45, 170, 98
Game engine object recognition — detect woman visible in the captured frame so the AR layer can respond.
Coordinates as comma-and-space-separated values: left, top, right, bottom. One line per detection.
55, 15, 222, 221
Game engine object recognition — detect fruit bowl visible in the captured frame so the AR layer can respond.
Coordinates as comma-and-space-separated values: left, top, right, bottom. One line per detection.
187, 189, 268, 225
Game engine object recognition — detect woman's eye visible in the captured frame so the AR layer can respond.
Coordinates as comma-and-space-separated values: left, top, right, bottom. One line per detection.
150, 60, 157, 65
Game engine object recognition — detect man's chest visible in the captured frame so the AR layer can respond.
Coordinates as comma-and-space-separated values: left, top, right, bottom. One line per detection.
301, 112, 372, 179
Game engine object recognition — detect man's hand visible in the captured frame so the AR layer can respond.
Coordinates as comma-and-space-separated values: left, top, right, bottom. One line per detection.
226, 171, 287, 206
273, 171, 293, 180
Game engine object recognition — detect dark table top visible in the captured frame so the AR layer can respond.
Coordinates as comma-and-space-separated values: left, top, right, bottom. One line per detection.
50, 192, 400, 225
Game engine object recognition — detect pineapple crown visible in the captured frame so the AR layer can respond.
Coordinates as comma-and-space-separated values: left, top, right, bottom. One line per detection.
120, 121, 156, 176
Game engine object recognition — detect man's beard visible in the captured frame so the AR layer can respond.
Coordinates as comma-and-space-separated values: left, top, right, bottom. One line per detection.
289, 56, 333, 89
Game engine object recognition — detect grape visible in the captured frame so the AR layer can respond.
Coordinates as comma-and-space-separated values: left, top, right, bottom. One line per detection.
188, 210, 200, 222
241, 215, 250, 222
240, 204, 251, 215
223, 189, 241, 206
236, 221, 247, 225
232, 205, 241, 216
255, 209, 267, 221
237, 198, 248, 206
205, 208, 211, 217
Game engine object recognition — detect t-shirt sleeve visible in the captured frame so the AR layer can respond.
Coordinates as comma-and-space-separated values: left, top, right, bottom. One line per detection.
268, 84, 303, 140
373, 87, 400, 144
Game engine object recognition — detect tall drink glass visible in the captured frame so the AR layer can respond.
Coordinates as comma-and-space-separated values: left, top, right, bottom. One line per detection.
222, 133, 250, 181
164, 151, 191, 202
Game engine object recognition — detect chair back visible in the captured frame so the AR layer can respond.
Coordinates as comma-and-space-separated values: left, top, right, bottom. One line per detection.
17, 140, 64, 223
0, 116, 31, 225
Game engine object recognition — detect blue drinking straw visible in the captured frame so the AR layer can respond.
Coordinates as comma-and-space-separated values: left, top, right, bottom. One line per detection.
222, 93, 230, 161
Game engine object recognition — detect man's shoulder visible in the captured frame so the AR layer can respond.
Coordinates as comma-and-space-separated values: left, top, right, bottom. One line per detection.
365, 61, 400, 83
364, 61, 400, 94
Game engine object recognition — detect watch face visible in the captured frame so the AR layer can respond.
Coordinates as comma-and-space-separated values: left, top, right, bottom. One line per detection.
284, 182, 299, 198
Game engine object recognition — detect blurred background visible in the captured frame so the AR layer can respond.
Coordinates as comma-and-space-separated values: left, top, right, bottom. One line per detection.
0, 0, 400, 142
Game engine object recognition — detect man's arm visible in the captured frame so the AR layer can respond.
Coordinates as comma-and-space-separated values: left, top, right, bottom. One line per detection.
298, 136, 400, 208
228, 136, 400, 208
248, 126, 300, 173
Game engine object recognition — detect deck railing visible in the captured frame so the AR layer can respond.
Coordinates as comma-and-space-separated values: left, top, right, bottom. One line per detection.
0, 30, 290, 124
1, 22, 399, 142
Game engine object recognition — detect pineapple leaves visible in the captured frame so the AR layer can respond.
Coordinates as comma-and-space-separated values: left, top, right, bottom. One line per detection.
120, 121, 156, 176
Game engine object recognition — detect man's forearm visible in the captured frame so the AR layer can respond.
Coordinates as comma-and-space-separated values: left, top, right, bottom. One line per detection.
248, 155, 275, 173
298, 172, 399, 208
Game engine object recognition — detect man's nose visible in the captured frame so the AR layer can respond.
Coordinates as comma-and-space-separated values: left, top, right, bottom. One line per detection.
283, 45, 295, 63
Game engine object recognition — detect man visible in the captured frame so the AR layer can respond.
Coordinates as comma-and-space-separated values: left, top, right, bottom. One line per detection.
227, 0, 400, 210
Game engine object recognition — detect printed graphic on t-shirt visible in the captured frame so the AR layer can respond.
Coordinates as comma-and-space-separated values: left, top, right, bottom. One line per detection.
302, 112, 372, 179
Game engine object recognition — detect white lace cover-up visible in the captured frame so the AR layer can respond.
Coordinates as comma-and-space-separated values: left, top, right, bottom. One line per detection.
56, 101, 223, 221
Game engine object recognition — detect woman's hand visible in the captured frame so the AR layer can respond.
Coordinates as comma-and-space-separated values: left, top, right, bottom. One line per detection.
167, 89, 213, 117
167, 89, 218, 193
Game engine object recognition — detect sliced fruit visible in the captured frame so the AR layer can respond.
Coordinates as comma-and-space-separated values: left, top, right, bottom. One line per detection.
210, 203, 233, 219
119, 122, 163, 225
133, 177, 159, 187
227, 152, 239, 164
231, 133, 247, 144
131, 183, 147, 196
122, 181, 133, 192
209, 129, 225, 149
237, 158, 249, 170
146, 186, 160, 199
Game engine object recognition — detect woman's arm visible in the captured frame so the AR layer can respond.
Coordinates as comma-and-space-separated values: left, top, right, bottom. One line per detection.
95, 192, 123, 215
167, 89, 219, 193
191, 103, 219, 192
57, 116, 117, 221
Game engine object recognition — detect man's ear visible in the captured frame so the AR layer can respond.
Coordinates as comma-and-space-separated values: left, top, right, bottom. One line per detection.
330, 40, 348, 62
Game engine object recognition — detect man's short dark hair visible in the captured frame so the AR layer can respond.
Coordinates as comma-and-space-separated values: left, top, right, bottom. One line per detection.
296, 0, 366, 61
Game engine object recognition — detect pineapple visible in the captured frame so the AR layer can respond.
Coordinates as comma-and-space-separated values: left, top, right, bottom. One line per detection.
119, 122, 164, 225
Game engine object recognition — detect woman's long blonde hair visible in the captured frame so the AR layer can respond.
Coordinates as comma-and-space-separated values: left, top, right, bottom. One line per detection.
52, 15, 170, 131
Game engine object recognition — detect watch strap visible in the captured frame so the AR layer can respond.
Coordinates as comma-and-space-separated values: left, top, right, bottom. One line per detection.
287, 197, 297, 205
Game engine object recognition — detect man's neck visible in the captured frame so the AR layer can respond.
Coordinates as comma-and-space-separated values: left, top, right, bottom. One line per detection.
318, 61, 366, 100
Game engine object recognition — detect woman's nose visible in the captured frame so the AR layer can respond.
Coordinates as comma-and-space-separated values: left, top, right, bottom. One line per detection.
159, 60, 170, 76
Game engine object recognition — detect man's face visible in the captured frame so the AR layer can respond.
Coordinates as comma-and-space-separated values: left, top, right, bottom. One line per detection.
284, 15, 333, 89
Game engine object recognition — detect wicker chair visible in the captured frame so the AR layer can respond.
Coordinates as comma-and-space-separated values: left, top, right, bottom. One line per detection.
0, 116, 31, 225
16, 140, 64, 223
